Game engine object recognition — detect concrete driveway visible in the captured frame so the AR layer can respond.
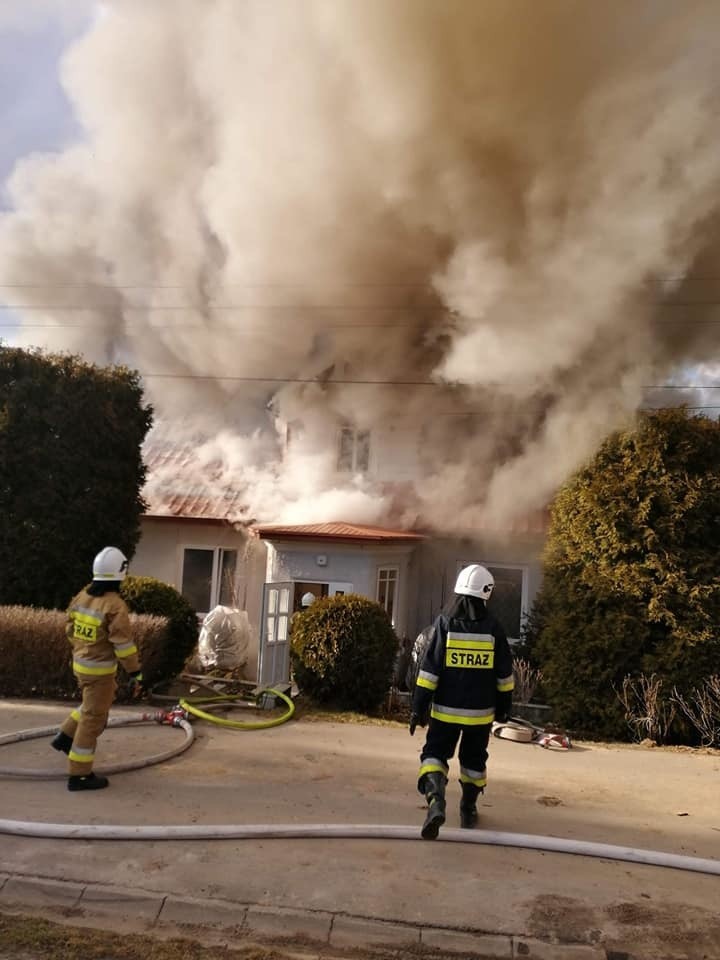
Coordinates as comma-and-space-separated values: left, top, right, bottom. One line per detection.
0, 698, 719, 959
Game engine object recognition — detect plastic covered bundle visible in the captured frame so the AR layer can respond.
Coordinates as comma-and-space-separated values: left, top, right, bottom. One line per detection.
198, 605, 250, 670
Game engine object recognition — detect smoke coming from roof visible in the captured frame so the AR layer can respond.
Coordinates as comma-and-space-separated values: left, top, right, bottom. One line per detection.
2, 0, 720, 531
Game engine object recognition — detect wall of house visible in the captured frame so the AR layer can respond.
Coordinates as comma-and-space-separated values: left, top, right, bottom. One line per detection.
409, 534, 546, 642
367, 425, 420, 482
132, 519, 267, 681
262, 538, 418, 639
133, 519, 244, 586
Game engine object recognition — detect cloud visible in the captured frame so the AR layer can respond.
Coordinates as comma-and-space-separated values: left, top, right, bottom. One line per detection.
2, 0, 720, 531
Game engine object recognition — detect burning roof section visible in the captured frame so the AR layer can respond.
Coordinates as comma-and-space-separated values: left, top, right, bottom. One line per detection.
142, 439, 247, 524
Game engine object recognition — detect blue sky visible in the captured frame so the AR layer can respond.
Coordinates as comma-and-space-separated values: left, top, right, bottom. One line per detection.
0, 3, 90, 200
0, 3, 92, 342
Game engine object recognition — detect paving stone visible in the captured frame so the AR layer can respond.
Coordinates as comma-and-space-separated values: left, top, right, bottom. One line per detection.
244, 906, 332, 943
330, 915, 419, 950
0, 876, 83, 909
512, 939, 606, 960
421, 927, 512, 957
159, 895, 247, 932
79, 884, 164, 922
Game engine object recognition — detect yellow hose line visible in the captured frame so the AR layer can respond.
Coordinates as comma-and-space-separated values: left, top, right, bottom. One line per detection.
179, 688, 295, 730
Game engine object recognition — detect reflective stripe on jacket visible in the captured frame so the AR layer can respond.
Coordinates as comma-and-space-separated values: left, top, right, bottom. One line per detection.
412, 609, 514, 725
66, 589, 140, 676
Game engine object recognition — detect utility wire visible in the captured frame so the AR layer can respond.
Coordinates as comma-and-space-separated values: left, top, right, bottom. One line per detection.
2, 276, 720, 289
4, 302, 720, 310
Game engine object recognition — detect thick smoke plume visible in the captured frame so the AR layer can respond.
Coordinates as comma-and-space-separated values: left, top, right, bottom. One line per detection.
2, 0, 720, 531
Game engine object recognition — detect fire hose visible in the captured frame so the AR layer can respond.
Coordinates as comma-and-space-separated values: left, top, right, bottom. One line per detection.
493, 715, 572, 749
0, 818, 717, 876
0, 685, 294, 780
1, 704, 718, 875
0, 709, 194, 779
179, 687, 295, 729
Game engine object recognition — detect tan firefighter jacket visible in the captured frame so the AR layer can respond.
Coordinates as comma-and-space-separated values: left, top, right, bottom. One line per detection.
66, 588, 141, 677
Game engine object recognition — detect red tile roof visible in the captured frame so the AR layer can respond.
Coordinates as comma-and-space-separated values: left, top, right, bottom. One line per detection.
253, 521, 425, 543
142, 441, 248, 524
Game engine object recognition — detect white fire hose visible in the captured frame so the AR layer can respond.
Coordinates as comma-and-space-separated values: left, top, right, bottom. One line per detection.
493, 716, 572, 749
1, 716, 718, 877
0, 819, 718, 876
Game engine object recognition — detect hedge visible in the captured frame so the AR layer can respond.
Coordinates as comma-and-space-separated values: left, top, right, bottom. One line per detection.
0, 605, 168, 700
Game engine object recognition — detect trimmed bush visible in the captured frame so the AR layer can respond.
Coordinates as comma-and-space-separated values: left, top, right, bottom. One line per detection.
290, 594, 398, 712
120, 576, 199, 686
0, 605, 168, 699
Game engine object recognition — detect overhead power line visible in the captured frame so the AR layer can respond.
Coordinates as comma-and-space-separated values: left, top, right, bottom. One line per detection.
2, 275, 720, 289
4, 301, 720, 310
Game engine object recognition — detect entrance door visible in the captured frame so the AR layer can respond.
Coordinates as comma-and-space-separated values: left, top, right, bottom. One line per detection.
258, 581, 293, 686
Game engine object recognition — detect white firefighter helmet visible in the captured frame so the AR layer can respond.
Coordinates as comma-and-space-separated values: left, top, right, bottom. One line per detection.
301, 591, 316, 608
92, 546, 129, 581
454, 564, 494, 600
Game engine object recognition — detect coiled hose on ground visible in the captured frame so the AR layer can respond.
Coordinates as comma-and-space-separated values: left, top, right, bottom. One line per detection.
0, 714, 194, 779
179, 687, 295, 729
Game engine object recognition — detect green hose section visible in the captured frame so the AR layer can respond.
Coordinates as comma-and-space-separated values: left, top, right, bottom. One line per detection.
179, 687, 295, 729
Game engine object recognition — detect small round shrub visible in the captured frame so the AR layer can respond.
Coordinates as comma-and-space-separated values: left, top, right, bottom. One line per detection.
121, 575, 199, 686
290, 594, 398, 712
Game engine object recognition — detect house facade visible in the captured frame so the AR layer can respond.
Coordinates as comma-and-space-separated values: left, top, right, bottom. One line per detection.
131, 428, 548, 684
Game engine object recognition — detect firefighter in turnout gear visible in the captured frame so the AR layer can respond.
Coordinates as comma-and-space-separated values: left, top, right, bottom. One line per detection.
410, 564, 514, 839
50, 547, 143, 791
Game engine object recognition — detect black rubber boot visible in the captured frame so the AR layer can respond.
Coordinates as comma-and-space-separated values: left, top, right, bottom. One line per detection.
421, 771, 447, 840
68, 773, 109, 792
459, 782, 482, 829
50, 731, 73, 755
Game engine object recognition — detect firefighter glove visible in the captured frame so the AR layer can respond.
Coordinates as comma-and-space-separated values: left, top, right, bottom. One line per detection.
409, 709, 429, 736
495, 692, 512, 724
128, 670, 144, 699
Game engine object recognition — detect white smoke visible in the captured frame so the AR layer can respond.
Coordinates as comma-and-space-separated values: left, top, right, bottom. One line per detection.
2, 0, 720, 530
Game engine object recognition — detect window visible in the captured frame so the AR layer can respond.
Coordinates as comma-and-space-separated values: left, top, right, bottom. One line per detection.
266, 584, 291, 644
457, 561, 527, 641
337, 425, 370, 473
377, 567, 399, 625
181, 547, 238, 615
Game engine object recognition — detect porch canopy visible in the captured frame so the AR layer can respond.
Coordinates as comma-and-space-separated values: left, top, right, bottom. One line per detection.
252, 521, 425, 544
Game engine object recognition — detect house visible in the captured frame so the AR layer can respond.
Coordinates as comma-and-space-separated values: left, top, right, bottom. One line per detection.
131, 432, 549, 684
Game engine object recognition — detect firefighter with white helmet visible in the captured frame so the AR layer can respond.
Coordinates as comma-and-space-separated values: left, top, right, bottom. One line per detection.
50, 547, 143, 791
410, 564, 514, 839
301, 592, 316, 608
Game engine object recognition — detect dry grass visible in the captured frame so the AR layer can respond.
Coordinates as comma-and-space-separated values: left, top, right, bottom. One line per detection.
0, 605, 168, 699
292, 695, 407, 727
0, 911, 287, 960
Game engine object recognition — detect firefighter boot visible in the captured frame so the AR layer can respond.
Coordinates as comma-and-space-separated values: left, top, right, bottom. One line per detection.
421, 772, 447, 840
68, 773, 109, 791
459, 782, 482, 829
50, 732, 73, 755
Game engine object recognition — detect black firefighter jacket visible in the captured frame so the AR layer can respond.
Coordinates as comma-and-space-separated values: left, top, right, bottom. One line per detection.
412, 606, 514, 726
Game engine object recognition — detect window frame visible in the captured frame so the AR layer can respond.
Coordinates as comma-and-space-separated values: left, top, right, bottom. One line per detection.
376, 566, 399, 626
456, 560, 528, 642
180, 545, 239, 615
337, 424, 371, 474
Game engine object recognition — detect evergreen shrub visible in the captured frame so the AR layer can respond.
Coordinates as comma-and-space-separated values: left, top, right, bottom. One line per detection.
290, 594, 398, 711
0, 347, 153, 609
120, 576, 199, 686
529, 410, 720, 742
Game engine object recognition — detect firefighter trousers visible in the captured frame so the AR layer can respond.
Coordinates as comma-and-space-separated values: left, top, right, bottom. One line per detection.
418, 718, 491, 791
60, 673, 117, 776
